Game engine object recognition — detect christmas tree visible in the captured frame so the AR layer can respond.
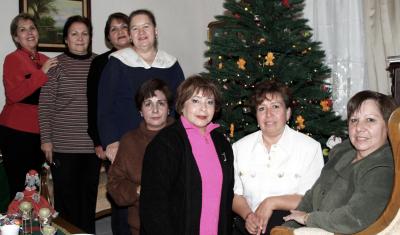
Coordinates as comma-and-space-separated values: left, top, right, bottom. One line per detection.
205, 0, 346, 152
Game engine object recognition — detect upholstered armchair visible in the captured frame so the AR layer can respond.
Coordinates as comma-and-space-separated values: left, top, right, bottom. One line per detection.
271, 107, 400, 235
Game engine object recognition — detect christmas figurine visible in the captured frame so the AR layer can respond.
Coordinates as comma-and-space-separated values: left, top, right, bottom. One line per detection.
7, 170, 57, 218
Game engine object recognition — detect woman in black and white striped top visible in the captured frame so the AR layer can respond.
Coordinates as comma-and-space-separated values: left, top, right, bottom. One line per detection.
38, 15, 99, 234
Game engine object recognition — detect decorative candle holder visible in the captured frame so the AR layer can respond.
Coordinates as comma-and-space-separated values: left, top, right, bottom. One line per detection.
38, 207, 52, 233
19, 201, 33, 235
41, 225, 57, 235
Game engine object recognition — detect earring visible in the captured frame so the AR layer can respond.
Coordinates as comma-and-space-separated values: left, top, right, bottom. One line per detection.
140, 112, 143, 117
168, 110, 170, 115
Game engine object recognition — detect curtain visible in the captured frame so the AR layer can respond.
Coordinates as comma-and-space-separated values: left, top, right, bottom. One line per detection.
363, 0, 400, 94
304, 0, 365, 117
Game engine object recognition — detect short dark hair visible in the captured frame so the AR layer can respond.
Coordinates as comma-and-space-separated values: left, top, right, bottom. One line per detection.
347, 90, 397, 123
135, 79, 173, 110
251, 80, 292, 111
175, 75, 222, 114
10, 13, 37, 48
63, 15, 92, 46
104, 12, 129, 43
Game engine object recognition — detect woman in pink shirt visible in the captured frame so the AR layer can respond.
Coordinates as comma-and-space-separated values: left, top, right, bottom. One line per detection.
140, 75, 234, 235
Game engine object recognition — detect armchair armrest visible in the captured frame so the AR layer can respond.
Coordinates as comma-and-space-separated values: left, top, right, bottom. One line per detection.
271, 226, 334, 235
271, 226, 294, 235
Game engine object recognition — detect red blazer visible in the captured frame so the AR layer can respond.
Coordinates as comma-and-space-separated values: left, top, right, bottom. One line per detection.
0, 48, 49, 133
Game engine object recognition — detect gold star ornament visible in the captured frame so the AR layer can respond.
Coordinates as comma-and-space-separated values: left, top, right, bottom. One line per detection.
265, 52, 275, 66
237, 58, 246, 70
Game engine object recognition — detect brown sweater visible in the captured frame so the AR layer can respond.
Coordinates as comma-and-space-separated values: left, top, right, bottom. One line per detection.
107, 119, 173, 235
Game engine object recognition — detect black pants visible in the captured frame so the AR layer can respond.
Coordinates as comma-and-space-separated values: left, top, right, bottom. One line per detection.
51, 152, 101, 234
0, 125, 45, 202
110, 201, 130, 235
233, 210, 290, 235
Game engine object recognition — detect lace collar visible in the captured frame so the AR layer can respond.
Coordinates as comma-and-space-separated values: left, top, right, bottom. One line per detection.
110, 47, 177, 69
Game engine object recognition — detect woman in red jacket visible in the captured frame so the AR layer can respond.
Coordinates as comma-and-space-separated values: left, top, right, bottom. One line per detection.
0, 13, 57, 202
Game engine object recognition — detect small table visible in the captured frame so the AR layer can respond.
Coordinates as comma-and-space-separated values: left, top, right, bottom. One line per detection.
53, 217, 84, 234
28, 217, 84, 235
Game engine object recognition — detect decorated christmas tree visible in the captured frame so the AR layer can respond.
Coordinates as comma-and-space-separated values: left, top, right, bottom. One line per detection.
205, 0, 346, 153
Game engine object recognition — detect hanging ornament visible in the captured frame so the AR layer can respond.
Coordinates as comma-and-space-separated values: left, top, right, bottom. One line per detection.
257, 37, 266, 44
281, 0, 290, 8
234, 13, 241, 19
243, 106, 251, 113
254, 15, 261, 27
321, 84, 330, 92
295, 115, 305, 130
230, 123, 235, 138
237, 58, 246, 70
303, 31, 311, 37
265, 52, 275, 66
218, 63, 223, 69
322, 148, 330, 157
320, 99, 333, 112
326, 135, 342, 149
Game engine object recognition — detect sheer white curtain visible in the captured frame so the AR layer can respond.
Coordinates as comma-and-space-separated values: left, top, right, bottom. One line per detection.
363, 0, 400, 93
304, 0, 366, 117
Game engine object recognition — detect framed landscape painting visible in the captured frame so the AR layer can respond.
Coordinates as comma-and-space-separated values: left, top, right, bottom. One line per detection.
19, 0, 91, 52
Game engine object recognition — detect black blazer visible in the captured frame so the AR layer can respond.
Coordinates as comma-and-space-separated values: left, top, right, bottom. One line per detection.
140, 119, 234, 235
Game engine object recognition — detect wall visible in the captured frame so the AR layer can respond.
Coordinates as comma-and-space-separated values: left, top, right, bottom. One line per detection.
0, 0, 224, 107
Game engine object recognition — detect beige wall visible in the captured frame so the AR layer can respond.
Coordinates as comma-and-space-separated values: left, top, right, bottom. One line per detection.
0, 0, 224, 107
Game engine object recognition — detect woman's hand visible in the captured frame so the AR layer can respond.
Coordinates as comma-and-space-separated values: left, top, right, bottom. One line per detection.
255, 198, 274, 234
95, 146, 107, 160
41, 57, 58, 74
106, 141, 119, 163
41, 142, 53, 163
283, 210, 308, 225
245, 212, 262, 235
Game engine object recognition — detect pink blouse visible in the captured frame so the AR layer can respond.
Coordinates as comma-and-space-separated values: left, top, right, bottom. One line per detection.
181, 116, 223, 235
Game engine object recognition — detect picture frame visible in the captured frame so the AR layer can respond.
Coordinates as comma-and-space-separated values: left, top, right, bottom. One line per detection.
19, 0, 91, 52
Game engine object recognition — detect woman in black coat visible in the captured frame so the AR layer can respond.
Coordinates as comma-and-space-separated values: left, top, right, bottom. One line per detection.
140, 75, 234, 235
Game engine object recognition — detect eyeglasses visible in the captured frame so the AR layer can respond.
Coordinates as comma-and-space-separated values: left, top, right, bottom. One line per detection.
142, 100, 168, 110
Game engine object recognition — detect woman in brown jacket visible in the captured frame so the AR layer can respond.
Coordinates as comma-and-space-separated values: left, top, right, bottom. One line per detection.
107, 78, 174, 235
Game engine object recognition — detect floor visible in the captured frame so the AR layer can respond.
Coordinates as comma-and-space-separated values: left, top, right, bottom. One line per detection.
95, 216, 113, 235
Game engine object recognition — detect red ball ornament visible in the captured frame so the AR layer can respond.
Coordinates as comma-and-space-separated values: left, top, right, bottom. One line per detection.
327, 98, 333, 107
281, 0, 290, 8
321, 84, 330, 92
